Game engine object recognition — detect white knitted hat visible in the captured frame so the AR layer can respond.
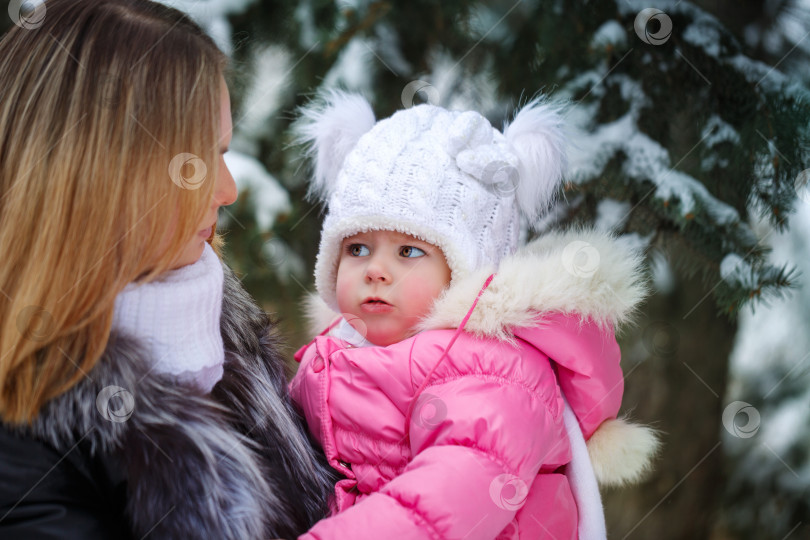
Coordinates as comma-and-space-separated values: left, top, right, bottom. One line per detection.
296, 92, 567, 311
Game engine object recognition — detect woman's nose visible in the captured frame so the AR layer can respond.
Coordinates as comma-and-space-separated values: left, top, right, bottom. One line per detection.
213, 157, 238, 208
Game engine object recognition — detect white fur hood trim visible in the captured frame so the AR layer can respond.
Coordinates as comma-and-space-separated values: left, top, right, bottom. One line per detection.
303, 228, 649, 339
418, 228, 649, 340
416, 228, 660, 486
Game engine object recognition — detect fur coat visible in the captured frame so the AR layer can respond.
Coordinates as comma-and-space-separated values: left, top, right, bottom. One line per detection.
0, 265, 337, 539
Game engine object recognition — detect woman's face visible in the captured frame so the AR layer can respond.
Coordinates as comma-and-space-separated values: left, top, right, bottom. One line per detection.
171, 79, 237, 269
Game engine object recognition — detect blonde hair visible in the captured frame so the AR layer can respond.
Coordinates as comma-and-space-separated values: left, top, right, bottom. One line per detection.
0, 0, 228, 423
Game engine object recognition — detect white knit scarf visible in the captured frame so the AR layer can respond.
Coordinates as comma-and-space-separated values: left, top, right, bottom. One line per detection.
111, 242, 225, 393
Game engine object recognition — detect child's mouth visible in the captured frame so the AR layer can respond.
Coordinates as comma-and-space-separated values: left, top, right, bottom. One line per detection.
361, 298, 392, 313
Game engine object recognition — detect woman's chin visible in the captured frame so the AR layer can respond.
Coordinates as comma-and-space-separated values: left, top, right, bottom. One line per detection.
172, 240, 206, 270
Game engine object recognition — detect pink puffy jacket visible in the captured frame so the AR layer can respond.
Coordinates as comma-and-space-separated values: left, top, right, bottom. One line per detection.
291, 230, 659, 539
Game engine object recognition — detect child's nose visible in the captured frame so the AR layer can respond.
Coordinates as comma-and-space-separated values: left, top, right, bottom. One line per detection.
365, 258, 391, 283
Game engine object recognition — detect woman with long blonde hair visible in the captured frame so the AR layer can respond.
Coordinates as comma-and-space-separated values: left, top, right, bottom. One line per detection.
0, 0, 334, 537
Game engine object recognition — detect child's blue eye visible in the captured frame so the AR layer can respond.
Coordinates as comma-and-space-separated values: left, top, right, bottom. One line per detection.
400, 246, 425, 258
349, 244, 370, 256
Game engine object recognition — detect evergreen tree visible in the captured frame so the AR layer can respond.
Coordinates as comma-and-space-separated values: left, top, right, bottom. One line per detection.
220, 1, 809, 538
723, 203, 810, 540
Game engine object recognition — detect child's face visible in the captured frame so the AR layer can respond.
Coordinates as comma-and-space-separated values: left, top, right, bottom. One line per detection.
335, 230, 451, 347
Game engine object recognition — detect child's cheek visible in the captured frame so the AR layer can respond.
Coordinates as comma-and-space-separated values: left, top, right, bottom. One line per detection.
409, 285, 440, 320
334, 262, 355, 314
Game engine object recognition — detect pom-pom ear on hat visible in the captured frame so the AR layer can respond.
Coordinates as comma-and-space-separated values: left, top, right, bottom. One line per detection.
504, 98, 568, 222
293, 90, 376, 202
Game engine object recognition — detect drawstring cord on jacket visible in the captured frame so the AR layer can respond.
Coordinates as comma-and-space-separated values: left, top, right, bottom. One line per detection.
403, 273, 495, 439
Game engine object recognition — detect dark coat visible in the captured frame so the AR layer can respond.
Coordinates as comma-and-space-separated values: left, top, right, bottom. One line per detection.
0, 266, 337, 539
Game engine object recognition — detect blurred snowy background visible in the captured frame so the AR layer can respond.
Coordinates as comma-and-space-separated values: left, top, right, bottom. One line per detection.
4, 0, 809, 538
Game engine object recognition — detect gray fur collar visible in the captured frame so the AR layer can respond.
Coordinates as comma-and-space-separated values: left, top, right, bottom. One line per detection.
14, 264, 335, 539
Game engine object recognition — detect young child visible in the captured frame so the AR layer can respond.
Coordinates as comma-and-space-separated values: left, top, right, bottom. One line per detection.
290, 93, 660, 539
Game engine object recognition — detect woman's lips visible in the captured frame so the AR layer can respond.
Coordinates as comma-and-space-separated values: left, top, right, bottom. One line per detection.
361, 299, 392, 313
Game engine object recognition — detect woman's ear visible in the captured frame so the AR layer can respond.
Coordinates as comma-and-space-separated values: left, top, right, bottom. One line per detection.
503, 98, 568, 222
294, 90, 376, 202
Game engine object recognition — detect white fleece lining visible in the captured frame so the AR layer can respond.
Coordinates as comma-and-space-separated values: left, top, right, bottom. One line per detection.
418, 228, 649, 340
563, 396, 607, 539
314, 215, 472, 312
